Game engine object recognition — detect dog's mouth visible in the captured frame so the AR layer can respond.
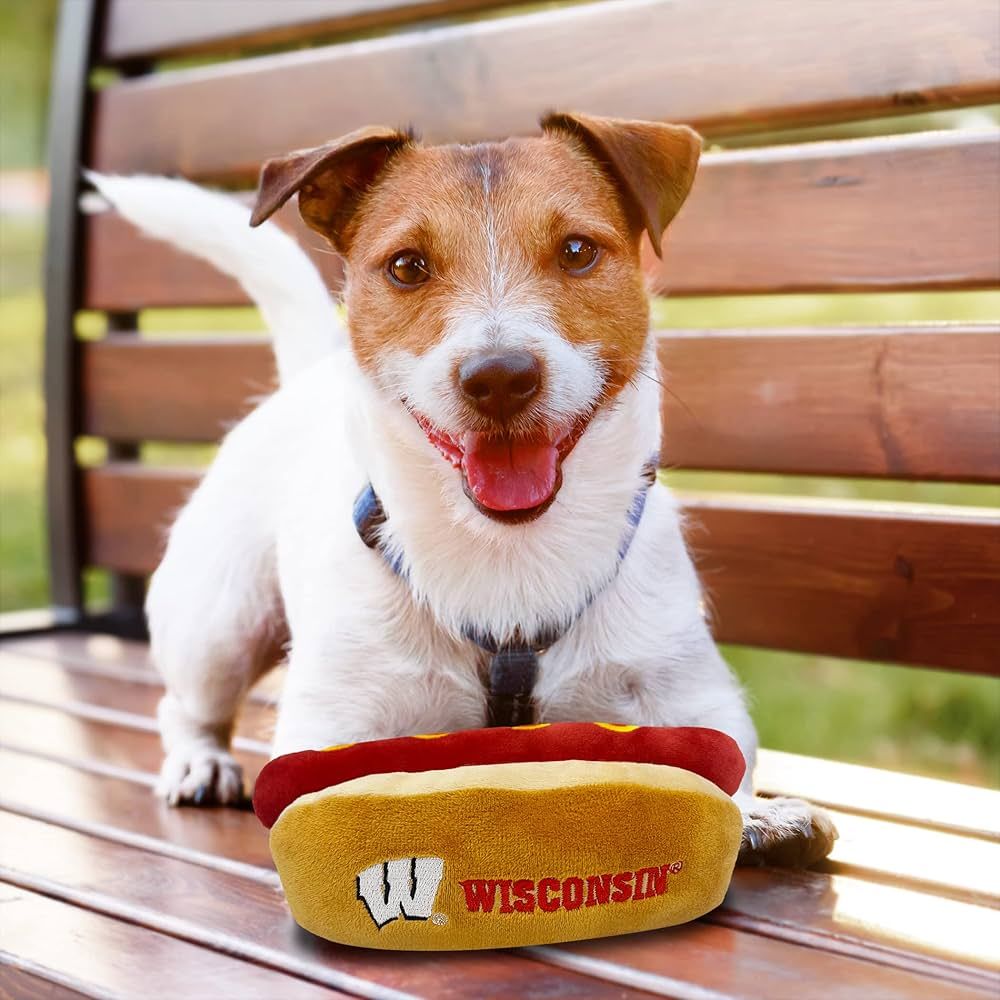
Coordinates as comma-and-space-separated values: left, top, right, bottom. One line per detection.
411, 411, 590, 523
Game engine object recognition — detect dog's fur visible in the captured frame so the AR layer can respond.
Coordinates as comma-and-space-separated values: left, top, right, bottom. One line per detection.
91, 114, 835, 866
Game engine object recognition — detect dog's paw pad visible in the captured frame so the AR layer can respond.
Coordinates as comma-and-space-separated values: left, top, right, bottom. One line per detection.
739, 796, 837, 868
156, 746, 246, 808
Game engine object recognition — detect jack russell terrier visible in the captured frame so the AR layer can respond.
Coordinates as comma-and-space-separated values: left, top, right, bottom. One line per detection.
91, 112, 836, 867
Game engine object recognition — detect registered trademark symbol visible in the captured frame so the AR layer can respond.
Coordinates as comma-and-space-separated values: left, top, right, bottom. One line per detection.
431, 912, 448, 926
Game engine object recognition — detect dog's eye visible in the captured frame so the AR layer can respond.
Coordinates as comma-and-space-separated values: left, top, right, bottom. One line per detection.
558, 236, 600, 274
387, 251, 430, 287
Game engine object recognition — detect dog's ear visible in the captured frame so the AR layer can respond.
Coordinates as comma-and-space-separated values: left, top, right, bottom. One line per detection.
540, 111, 701, 258
250, 125, 413, 251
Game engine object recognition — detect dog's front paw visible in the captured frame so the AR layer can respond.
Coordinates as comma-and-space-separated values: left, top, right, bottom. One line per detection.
156, 744, 246, 807
738, 796, 837, 868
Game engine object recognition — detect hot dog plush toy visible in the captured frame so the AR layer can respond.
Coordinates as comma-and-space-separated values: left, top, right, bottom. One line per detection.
254, 722, 744, 950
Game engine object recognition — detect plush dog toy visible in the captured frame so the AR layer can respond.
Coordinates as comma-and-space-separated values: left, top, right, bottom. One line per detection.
254, 722, 744, 950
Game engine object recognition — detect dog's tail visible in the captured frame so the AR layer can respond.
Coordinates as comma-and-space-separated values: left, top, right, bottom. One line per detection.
85, 172, 342, 383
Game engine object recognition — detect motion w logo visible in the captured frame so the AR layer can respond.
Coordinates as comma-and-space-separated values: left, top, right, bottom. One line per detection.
356, 857, 445, 928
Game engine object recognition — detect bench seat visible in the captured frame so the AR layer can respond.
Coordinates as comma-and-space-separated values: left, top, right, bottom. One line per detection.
2, 631, 996, 999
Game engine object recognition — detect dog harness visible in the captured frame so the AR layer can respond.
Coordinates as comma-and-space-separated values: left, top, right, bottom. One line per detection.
353, 460, 657, 727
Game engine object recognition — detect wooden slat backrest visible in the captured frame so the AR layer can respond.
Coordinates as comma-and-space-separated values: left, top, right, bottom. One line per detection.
80, 464, 1000, 674
79, 327, 1000, 482
90, 0, 1000, 178
83, 130, 1000, 308
100, 0, 516, 63
45, 0, 1000, 671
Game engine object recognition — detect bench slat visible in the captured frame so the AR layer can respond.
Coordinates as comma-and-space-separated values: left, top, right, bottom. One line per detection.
90, 0, 1000, 179
547, 916, 997, 998
80, 335, 275, 443
78, 466, 1000, 673
658, 326, 1000, 482
0, 650, 275, 743
100, 0, 513, 62
0, 723, 269, 862
0, 699, 263, 783
79, 324, 1000, 482
82, 130, 1000, 307
0, 963, 93, 1000
686, 494, 1000, 674
756, 749, 1000, 842
648, 131, 1000, 295
0, 885, 338, 1000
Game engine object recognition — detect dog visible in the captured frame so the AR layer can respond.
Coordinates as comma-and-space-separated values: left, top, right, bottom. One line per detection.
92, 112, 836, 867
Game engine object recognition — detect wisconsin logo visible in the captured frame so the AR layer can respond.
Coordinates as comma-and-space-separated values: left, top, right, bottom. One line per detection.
356, 857, 445, 928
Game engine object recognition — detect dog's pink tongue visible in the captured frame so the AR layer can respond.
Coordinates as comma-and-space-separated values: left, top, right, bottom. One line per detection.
462, 433, 559, 511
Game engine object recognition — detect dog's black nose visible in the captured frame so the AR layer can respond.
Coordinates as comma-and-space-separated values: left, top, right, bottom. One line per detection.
458, 350, 541, 422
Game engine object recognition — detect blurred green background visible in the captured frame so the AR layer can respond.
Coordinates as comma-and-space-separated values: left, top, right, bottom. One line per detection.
1, 0, 997, 786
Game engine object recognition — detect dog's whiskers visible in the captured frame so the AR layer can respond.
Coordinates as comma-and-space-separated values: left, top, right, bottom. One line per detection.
634, 368, 700, 425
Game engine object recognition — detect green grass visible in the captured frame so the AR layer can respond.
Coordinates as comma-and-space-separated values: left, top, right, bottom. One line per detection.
2, 211, 998, 787
724, 647, 999, 787
0, 294, 46, 608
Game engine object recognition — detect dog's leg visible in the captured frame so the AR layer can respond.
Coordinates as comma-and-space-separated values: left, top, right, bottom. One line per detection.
149, 541, 283, 806
666, 648, 837, 868
152, 614, 282, 807
146, 413, 287, 807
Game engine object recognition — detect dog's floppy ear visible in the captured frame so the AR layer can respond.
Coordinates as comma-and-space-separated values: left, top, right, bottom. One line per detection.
541, 111, 701, 258
250, 125, 413, 250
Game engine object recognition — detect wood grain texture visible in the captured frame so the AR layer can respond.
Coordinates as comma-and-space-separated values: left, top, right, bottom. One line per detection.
78, 465, 1000, 672
100, 0, 515, 62
0, 886, 336, 1000
0, 699, 263, 783
657, 326, 1000, 482
550, 918, 997, 999
0, 631, 288, 705
814, 810, 1000, 906
90, 0, 1000, 179
648, 131, 1000, 295
0, 745, 274, 870
0, 633, 159, 674
683, 494, 1000, 674
80, 335, 277, 443
81, 464, 198, 576
82, 130, 1000, 307
0, 651, 276, 742
2, 812, 643, 1000
715, 868, 1000, 985
0, 964, 90, 1000
78, 325, 1000, 483
755, 749, 1000, 842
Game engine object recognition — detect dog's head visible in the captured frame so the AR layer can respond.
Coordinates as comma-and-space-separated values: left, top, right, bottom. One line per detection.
252, 113, 700, 524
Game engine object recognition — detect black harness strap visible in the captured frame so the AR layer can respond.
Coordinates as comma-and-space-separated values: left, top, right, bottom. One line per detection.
485, 647, 541, 727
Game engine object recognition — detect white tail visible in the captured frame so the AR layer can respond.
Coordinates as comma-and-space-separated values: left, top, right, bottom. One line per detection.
84, 172, 343, 383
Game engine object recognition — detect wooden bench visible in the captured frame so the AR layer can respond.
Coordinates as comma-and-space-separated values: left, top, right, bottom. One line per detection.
2, 0, 998, 996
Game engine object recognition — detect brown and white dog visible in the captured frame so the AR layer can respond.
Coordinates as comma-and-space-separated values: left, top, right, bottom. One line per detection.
92, 113, 835, 866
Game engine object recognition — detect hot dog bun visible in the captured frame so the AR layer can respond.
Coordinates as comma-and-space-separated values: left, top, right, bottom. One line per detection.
256, 723, 745, 950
